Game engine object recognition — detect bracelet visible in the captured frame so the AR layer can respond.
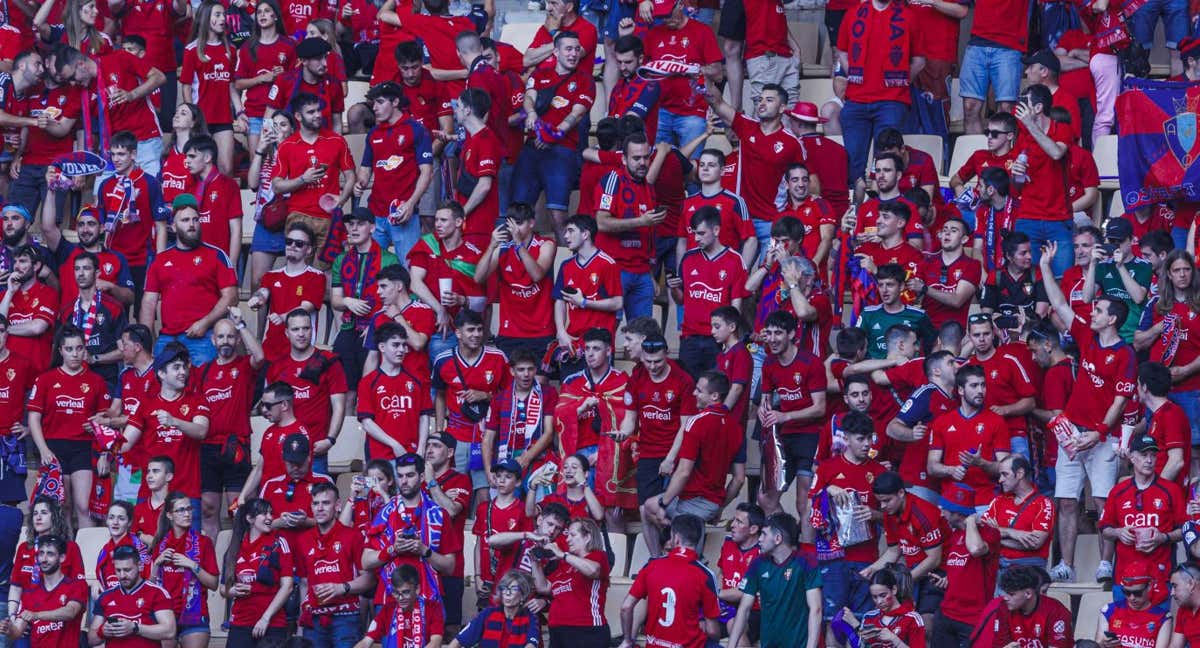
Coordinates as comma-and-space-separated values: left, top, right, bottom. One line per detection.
132, 622, 140, 636
342, 582, 351, 595
581, 296, 588, 309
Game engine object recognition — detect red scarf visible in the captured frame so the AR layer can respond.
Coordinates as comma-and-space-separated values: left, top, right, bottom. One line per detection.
845, 1, 911, 89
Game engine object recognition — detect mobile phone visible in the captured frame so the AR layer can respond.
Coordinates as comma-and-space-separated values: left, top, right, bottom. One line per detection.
317, 162, 329, 172
1104, 632, 1118, 640
562, 286, 580, 295
1101, 243, 1116, 256
364, 476, 376, 489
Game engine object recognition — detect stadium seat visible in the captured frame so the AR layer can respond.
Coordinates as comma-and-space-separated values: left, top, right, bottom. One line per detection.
946, 135, 986, 182
949, 78, 964, 130
327, 418, 366, 474
463, 533, 477, 577
76, 527, 109, 579
591, 81, 608, 129
797, 78, 834, 110
605, 580, 636, 639
1076, 591, 1113, 639
239, 189, 256, 249
701, 527, 727, 566
1094, 135, 1118, 190
346, 80, 370, 109
904, 134, 945, 176
1107, 195, 1125, 222
208, 587, 228, 639
1046, 589, 1072, 612
608, 532, 628, 578
707, 133, 733, 154
334, 471, 357, 499
628, 535, 652, 577
250, 416, 269, 465
499, 21, 543, 55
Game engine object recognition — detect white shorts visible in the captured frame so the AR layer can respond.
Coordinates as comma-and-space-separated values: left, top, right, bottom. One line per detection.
1054, 439, 1119, 499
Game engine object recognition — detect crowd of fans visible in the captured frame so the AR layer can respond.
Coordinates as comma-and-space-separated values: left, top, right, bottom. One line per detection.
0, 0, 1199, 645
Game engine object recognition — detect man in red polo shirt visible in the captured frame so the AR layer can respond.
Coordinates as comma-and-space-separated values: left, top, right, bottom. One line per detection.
182, 135, 241, 265
980, 455, 1054, 572
706, 82, 801, 257
777, 164, 835, 274
0, 245, 57, 372
669, 207, 748, 377
266, 38, 345, 131
525, 0, 598, 76
865, 471, 946, 618
836, 0, 922, 187
454, 88, 503, 248
912, 217, 980, 329
55, 45, 166, 175
926, 366, 1011, 507
1012, 84, 1073, 276
296, 481, 372, 641
139, 197, 237, 366
355, 81, 433, 262
265, 310, 348, 476
595, 133, 660, 322
359, 323, 433, 460
271, 92, 355, 266
260, 433, 335, 547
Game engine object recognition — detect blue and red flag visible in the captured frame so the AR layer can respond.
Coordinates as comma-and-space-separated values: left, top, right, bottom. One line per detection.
1117, 78, 1200, 210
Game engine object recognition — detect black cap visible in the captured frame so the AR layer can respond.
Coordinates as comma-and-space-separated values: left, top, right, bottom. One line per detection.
427, 430, 457, 449
1022, 49, 1060, 75
1129, 434, 1160, 453
492, 458, 523, 478
365, 81, 404, 101
346, 206, 376, 224
871, 471, 905, 495
282, 433, 311, 463
153, 342, 190, 371
296, 37, 332, 60
1105, 217, 1134, 242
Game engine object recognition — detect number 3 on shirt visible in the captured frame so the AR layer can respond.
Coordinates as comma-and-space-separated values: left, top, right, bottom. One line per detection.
659, 587, 677, 627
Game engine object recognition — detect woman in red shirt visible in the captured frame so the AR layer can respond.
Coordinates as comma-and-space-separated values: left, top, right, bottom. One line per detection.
529, 517, 610, 648
527, 453, 603, 523
33, 0, 113, 57
247, 110, 296, 290
235, 0, 295, 158
151, 492, 220, 648
162, 103, 209, 205
7, 496, 85, 615
95, 501, 151, 594
221, 498, 294, 647
846, 568, 927, 648
181, 1, 246, 175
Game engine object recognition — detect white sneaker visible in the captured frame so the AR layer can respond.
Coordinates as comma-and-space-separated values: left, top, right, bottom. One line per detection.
1048, 561, 1076, 582
1096, 560, 1114, 582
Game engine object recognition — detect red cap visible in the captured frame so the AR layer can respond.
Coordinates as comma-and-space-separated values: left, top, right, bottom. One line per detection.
787, 101, 828, 124
939, 482, 975, 515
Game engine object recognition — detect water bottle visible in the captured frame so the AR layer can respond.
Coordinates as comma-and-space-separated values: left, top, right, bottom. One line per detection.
1012, 152, 1029, 184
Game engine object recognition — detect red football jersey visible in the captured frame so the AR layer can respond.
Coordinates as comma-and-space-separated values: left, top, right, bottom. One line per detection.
595, 168, 657, 273
643, 20, 720, 117
192, 171, 241, 257
678, 405, 742, 504
273, 130, 354, 219
265, 350, 349, 442
258, 419, 312, 483
630, 361, 697, 459
93, 50, 162, 140
495, 238, 556, 339
16, 83, 81, 167
180, 41, 235, 124
1013, 121, 1071, 222
12, 540, 83, 590
0, 351, 36, 434
523, 67, 594, 150
229, 532, 294, 628
1064, 316, 1136, 434
160, 145, 192, 205
966, 349, 1038, 438
151, 530, 217, 620
980, 492, 1055, 561
882, 493, 945, 569
457, 127, 503, 240
940, 525, 1000, 625
357, 368, 432, 459
129, 392, 210, 498
928, 408, 1011, 504
861, 602, 926, 648
28, 367, 112, 442
917, 253, 982, 329
679, 247, 749, 338
715, 342, 752, 430
553, 250, 623, 338
144, 244, 237, 336
680, 189, 753, 251
259, 266, 327, 361
362, 115, 434, 217
191, 355, 256, 449
471, 498, 532, 587
235, 38, 296, 118
546, 549, 609, 627
631, 546, 720, 648
18, 576, 87, 648
1146, 400, 1191, 490
434, 469, 473, 578
431, 347, 511, 443
94, 579, 173, 647
779, 195, 835, 271
1102, 601, 1170, 648
294, 522, 365, 621
730, 114, 802, 222
1098, 476, 1185, 600
5, 283, 57, 371
811, 454, 885, 562
760, 349, 827, 436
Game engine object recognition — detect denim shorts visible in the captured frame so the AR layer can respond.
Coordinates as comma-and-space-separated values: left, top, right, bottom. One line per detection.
820, 560, 872, 621
1170, 389, 1200, 445
959, 44, 1024, 103
250, 221, 285, 254
655, 109, 708, 158
178, 619, 211, 638
248, 116, 264, 136
155, 333, 217, 366
1131, 0, 1188, 48
511, 143, 580, 212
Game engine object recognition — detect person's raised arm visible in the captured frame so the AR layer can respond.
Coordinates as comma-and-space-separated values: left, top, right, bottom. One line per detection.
704, 78, 737, 125
1039, 242, 1075, 323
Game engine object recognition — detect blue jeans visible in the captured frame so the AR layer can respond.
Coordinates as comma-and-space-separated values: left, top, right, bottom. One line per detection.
511, 143, 579, 212
251, 221, 285, 254
621, 269, 654, 321
305, 613, 361, 648
1174, 226, 1191, 250
189, 497, 202, 532
959, 45, 1025, 104
1170, 390, 1200, 445
154, 333, 217, 366
655, 109, 708, 159
1132, 0, 1188, 48
819, 560, 872, 621
373, 214, 422, 263
1014, 218, 1074, 277
1010, 435, 1031, 462
840, 100, 909, 184
497, 160, 514, 217
428, 331, 459, 368
137, 137, 164, 177
753, 219, 773, 266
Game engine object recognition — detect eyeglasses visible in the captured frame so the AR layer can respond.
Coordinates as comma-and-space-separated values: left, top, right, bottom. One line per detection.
285, 238, 311, 248
498, 585, 522, 593
985, 130, 1012, 138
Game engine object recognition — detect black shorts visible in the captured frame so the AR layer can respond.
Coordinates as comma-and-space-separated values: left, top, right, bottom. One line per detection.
915, 575, 946, 615
209, 122, 233, 134
823, 9, 848, 48
718, 0, 745, 40
494, 335, 554, 363
333, 329, 370, 387
548, 625, 610, 648
200, 443, 251, 493
635, 458, 669, 504
781, 434, 819, 486
45, 439, 93, 475
442, 575, 464, 625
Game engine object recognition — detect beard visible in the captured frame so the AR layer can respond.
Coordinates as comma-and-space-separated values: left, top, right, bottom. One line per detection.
3, 226, 26, 248
217, 344, 236, 358
177, 229, 201, 247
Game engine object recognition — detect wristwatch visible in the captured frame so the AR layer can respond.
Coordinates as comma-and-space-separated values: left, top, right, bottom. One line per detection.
422, 546, 433, 559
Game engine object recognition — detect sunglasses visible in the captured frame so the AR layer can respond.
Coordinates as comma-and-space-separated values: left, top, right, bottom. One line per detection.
968, 313, 992, 324
397, 455, 420, 466
260, 399, 284, 409
1124, 587, 1148, 597
985, 129, 1012, 138
641, 340, 667, 353
285, 238, 311, 248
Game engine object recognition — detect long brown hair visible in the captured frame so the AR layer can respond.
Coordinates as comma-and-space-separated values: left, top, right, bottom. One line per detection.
1157, 249, 1200, 315
191, 1, 231, 64
246, 0, 284, 62
63, 0, 107, 55
222, 498, 272, 588
25, 495, 72, 548
150, 492, 192, 550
